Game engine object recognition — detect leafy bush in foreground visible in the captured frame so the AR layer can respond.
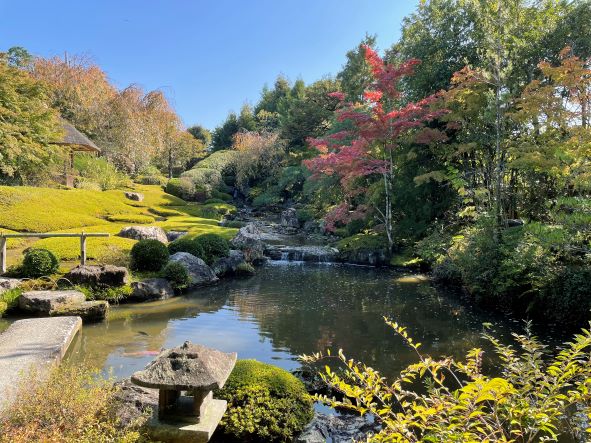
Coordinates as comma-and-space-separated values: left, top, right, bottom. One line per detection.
130, 239, 169, 272
0, 365, 143, 443
21, 248, 59, 277
217, 360, 313, 442
194, 233, 230, 265
303, 319, 591, 442
168, 237, 204, 259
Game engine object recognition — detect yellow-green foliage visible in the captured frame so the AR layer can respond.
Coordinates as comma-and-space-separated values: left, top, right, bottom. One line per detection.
218, 360, 313, 442
148, 206, 182, 217
336, 232, 387, 253
106, 214, 155, 224
303, 319, 591, 442
0, 288, 21, 317
107, 184, 186, 208
0, 365, 144, 443
156, 216, 237, 240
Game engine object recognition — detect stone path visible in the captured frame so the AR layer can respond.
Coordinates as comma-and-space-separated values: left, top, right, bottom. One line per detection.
0, 316, 82, 410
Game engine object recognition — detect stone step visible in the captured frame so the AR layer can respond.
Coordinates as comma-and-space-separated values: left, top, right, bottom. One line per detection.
0, 316, 82, 410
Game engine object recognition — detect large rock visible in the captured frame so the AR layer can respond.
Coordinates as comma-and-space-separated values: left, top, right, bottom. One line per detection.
130, 278, 175, 302
65, 265, 129, 287
124, 192, 144, 202
338, 249, 389, 266
113, 379, 157, 429
211, 250, 247, 277
20, 290, 86, 314
118, 226, 168, 244
265, 245, 339, 263
280, 208, 300, 229
0, 278, 21, 294
169, 253, 218, 287
51, 300, 109, 323
230, 223, 267, 263
295, 412, 380, 443
166, 230, 187, 242
19, 290, 108, 322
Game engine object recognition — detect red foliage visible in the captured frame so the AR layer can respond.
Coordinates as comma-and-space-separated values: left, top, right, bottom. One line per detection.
304, 46, 448, 230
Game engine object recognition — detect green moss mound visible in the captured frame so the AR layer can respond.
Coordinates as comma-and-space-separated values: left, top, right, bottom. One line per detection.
194, 233, 230, 265
106, 214, 155, 224
337, 232, 387, 253
218, 360, 313, 442
22, 248, 59, 277
130, 239, 169, 272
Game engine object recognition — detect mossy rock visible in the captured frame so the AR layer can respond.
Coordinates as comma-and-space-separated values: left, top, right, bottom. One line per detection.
217, 360, 313, 442
336, 233, 389, 266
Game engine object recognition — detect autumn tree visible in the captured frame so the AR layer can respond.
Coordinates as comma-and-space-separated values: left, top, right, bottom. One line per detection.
0, 54, 62, 184
305, 47, 447, 248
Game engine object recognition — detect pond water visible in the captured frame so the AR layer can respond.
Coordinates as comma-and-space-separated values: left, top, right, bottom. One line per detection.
66, 262, 522, 380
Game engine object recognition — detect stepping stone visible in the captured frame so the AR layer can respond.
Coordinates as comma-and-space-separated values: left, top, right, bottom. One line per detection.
19, 290, 86, 314
65, 265, 129, 287
0, 316, 82, 410
130, 278, 175, 302
19, 290, 108, 322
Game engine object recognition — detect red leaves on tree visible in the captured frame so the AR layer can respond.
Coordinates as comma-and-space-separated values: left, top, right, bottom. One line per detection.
304, 45, 448, 230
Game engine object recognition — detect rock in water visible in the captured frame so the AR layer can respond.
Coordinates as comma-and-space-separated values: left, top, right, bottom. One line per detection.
211, 250, 247, 276
124, 192, 144, 202
281, 208, 300, 229
118, 226, 168, 243
19, 290, 108, 322
230, 223, 266, 263
130, 278, 175, 301
20, 290, 86, 314
169, 252, 218, 287
295, 412, 380, 443
65, 265, 129, 287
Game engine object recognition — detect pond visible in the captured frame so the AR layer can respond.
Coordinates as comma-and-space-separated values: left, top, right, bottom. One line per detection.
66, 262, 521, 381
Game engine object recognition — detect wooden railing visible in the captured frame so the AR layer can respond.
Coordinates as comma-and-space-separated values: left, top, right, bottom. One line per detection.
0, 232, 110, 274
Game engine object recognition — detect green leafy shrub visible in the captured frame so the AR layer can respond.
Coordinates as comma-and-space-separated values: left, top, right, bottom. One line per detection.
194, 233, 230, 265
211, 190, 233, 201
168, 237, 204, 259
181, 168, 222, 198
194, 206, 222, 220
204, 198, 225, 205
165, 178, 195, 201
296, 208, 314, 224
22, 248, 59, 277
217, 360, 313, 442
135, 174, 167, 185
0, 365, 144, 442
161, 261, 190, 289
304, 319, 591, 442
73, 154, 130, 191
223, 220, 246, 229
252, 186, 282, 208
235, 262, 255, 276
106, 214, 155, 224
0, 288, 21, 317
130, 239, 169, 272
81, 285, 133, 303
337, 232, 387, 254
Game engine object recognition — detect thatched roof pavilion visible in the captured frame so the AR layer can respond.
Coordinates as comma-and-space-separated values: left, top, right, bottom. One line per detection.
51, 120, 101, 187
53, 120, 101, 153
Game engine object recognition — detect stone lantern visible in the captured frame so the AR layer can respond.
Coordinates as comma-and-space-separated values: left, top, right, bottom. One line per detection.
131, 341, 237, 442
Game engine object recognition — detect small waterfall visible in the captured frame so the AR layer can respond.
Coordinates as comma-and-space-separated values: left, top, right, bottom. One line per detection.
280, 251, 289, 261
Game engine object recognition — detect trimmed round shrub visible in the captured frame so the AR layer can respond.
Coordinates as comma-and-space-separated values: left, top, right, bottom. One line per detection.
130, 239, 169, 271
168, 237, 204, 259
22, 248, 59, 277
165, 177, 194, 201
194, 233, 229, 265
217, 360, 313, 442
161, 261, 190, 289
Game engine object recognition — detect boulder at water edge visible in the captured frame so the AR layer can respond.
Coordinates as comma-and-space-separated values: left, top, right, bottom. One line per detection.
169, 252, 218, 287
211, 250, 247, 277
280, 208, 300, 229
118, 226, 168, 243
130, 278, 175, 302
66, 265, 129, 287
230, 223, 266, 263
19, 290, 108, 322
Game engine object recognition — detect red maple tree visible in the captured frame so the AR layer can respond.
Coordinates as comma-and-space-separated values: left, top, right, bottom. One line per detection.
304, 46, 447, 247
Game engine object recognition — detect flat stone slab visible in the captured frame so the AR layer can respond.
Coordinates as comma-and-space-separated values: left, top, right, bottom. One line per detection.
0, 316, 82, 410
146, 399, 227, 443
19, 290, 86, 314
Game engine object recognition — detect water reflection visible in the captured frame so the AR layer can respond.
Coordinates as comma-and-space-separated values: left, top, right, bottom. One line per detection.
67, 263, 516, 379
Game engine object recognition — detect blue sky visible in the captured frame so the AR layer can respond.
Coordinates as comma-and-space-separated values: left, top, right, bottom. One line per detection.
0, 1, 418, 129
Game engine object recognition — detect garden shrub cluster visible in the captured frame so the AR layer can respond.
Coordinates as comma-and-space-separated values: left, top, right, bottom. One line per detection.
217, 359, 313, 442
0, 365, 144, 443
21, 248, 59, 277
0, 288, 22, 317
161, 261, 190, 289
73, 154, 130, 191
194, 233, 230, 265
168, 237, 204, 259
130, 239, 169, 272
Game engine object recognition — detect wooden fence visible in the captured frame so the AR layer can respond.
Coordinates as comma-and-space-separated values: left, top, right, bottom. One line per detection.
0, 232, 110, 274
